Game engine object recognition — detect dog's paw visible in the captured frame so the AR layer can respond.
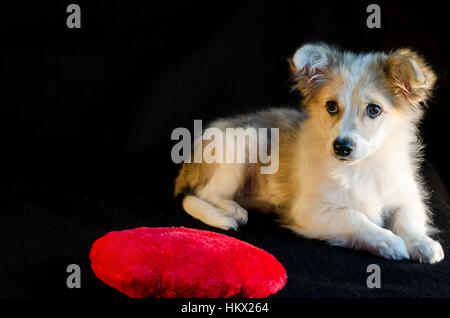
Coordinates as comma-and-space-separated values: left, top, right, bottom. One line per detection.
209, 213, 240, 231
406, 236, 444, 264
214, 200, 248, 226
372, 232, 410, 261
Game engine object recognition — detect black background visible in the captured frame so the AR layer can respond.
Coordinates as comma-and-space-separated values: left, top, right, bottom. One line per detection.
1, 0, 449, 298
1, 0, 449, 194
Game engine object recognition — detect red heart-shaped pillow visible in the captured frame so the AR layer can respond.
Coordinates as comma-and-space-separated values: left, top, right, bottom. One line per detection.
89, 227, 286, 298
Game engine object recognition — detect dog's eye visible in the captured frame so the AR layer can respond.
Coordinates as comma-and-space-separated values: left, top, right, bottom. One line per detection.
326, 101, 338, 115
366, 104, 382, 118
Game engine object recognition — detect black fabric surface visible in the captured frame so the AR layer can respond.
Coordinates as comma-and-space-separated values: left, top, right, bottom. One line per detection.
1, 0, 450, 298
1, 162, 449, 298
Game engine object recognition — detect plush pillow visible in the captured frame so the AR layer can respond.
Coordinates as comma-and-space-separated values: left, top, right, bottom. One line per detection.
89, 227, 287, 298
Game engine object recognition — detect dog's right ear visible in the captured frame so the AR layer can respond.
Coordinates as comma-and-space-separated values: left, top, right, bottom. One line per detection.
289, 43, 335, 95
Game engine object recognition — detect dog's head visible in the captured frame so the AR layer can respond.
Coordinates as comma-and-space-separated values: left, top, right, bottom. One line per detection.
289, 43, 436, 163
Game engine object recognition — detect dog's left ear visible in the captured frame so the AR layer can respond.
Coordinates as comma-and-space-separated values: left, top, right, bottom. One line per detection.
384, 49, 436, 104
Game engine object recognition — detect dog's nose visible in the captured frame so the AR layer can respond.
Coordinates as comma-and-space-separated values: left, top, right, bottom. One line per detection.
333, 138, 353, 157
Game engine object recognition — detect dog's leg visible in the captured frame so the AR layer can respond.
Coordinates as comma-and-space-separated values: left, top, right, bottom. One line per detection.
289, 202, 410, 260
390, 199, 444, 264
183, 164, 248, 230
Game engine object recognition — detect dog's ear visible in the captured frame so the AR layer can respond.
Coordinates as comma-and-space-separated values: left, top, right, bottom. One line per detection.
384, 49, 436, 104
289, 43, 336, 95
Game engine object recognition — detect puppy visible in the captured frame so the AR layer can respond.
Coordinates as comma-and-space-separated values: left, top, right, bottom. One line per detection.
174, 43, 444, 263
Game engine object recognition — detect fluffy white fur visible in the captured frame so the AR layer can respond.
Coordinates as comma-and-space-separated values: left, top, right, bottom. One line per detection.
174, 43, 444, 263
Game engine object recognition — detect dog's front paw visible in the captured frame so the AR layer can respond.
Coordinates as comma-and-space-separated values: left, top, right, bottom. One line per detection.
406, 236, 444, 264
372, 232, 410, 261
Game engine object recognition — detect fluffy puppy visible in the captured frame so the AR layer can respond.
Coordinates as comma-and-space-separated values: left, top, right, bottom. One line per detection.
174, 43, 444, 263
